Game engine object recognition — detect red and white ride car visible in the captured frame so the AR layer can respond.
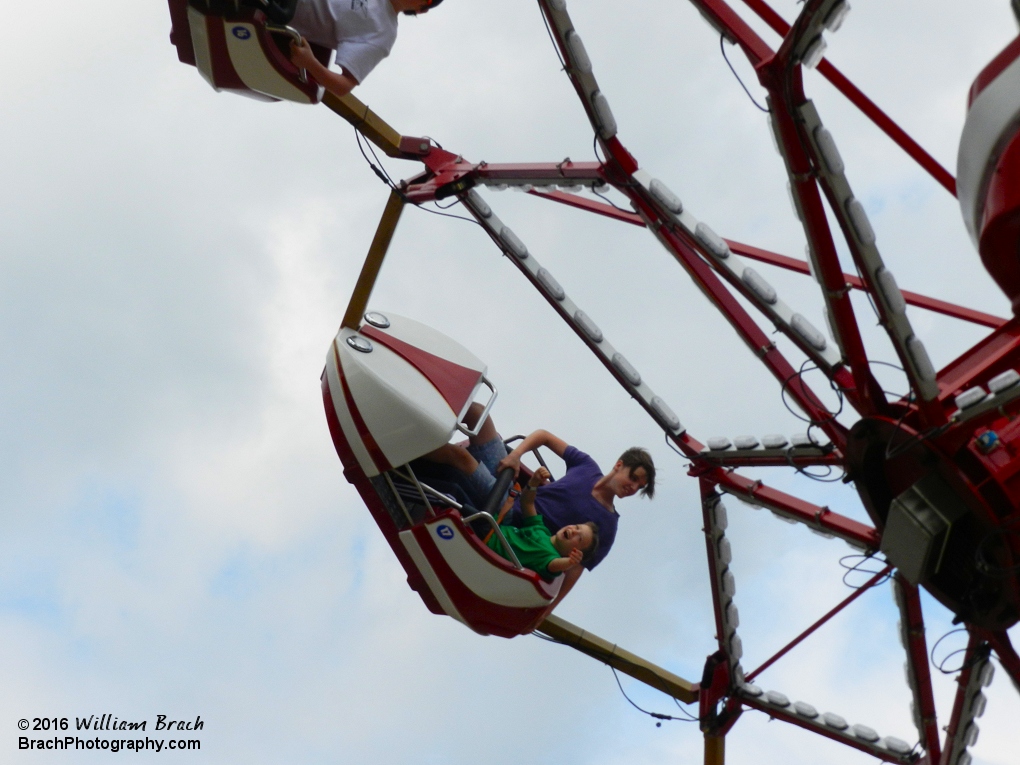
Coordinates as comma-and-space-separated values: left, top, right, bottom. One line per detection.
958, 34, 1020, 311
167, 0, 327, 104
321, 312, 562, 638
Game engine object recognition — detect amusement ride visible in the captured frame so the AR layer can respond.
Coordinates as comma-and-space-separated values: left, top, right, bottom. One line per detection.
168, 0, 1020, 762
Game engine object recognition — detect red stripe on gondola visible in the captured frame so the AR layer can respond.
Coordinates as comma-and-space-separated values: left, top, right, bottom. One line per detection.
204, 15, 247, 91
969, 35, 1020, 107
321, 372, 445, 616
360, 325, 482, 416
332, 343, 393, 474
410, 519, 550, 638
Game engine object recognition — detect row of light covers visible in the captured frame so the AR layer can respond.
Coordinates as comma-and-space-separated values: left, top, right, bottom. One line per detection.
707, 497, 744, 672
953, 367, 1020, 413
799, 101, 940, 400
741, 683, 913, 757
542, 0, 618, 140
632, 169, 842, 370
799, 2, 851, 69
891, 580, 931, 744
704, 433, 825, 451
463, 188, 684, 436
946, 651, 995, 765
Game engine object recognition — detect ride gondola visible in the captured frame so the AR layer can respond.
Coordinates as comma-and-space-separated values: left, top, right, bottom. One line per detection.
321, 311, 563, 638
167, 0, 328, 104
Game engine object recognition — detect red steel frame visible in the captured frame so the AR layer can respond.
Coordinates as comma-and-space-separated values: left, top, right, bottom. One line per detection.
320, 0, 1020, 761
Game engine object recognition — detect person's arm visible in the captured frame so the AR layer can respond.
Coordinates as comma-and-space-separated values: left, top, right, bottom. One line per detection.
290, 38, 359, 98
547, 548, 583, 574
498, 430, 569, 475
519, 466, 551, 517
547, 564, 583, 609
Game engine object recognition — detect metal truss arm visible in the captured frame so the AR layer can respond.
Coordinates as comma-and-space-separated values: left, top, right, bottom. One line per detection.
536, 614, 700, 704
893, 577, 942, 763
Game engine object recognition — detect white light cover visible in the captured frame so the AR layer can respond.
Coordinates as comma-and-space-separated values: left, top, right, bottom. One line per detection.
882, 737, 911, 755
743, 683, 763, 697
707, 437, 732, 451
363, 311, 390, 329
500, 226, 529, 259
806, 244, 821, 283
765, 690, 790, 707
721, 569, 736, 597
876, 267, 907, 315
729, 633, 743, 660
978, 660, 995, 687
592, 90, 618, 139
547, 0, 567, 10
560, 184, 582, 192
717, 536, 733, 566
846, 197, 877, 245
794, 701, 818, 718
852, 724, 879, 742
537, 267, 566, 300
612, 353, 641, 386
802, 35, 827, 69
733, 666, 745, 685
957, 753, 973, 765
467, 189, 492, 219
814, 125, 845, 174
511, 184, 534, 193
695, 222, 730, 259
791, 432, 816, 448
907, 335, 937, 383
742, 267, 778, 305
824, 1, 851, 32
989, 368, 1020, 393
787, 181, 802, 221
962, 721, 979, 747
811, 528, 836, 539
651, 396, 683, 432
574, 310, 603, 343
725, 601, 740, 629
650, 178, 683, 214
711, 500, 728, 531
762, 434, 789, 449
971, 691, 987, 718
792, 313, 828, 351
565, 30, 592, 73
955, 387, 987, 410
771, 510, 798, 524
491, 183, 508, 191
734, 435, 759, 450
823, 712, 849, 730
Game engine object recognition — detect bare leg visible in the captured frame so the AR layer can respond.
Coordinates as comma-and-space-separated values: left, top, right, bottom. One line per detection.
462, 402, 499, 447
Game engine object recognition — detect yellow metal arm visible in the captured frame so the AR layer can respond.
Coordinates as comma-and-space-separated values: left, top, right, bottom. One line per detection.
537, 614, 699, 704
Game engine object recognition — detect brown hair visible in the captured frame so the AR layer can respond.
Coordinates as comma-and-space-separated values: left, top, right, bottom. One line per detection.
619, 447, 656, 498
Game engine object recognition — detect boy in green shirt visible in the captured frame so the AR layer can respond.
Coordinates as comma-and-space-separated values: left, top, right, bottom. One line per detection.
486, 468, 600, 581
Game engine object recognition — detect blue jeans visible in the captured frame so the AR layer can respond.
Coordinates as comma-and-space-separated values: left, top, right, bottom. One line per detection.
461, 437, 510, 509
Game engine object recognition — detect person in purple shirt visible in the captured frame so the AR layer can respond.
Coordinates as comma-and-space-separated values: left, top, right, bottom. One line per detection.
424, 403, 655, 605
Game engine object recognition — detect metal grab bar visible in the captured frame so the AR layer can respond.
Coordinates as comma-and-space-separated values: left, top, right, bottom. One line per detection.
265, 23, 308, 83
460, 511, 524, 570
503, 435, 555, 480
456, 376, 498, 437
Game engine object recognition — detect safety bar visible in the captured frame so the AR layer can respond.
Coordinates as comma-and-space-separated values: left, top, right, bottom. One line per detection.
503, 435, 554, 479
455, 376, 498, 437
460, 510, 523, 569
265, 23, 308, 82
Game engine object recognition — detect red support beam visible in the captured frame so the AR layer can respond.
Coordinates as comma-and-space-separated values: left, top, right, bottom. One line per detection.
744, 565, 892, 683
896, 578, 942, 763
738, 0, 957, 196
728, 241, 1007, 329
710, 469, 881, 548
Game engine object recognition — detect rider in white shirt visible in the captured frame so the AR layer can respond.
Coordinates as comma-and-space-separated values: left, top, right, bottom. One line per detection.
288, 0, 442, 97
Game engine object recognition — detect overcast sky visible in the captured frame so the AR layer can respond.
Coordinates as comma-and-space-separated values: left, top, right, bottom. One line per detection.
2, 0, 1019, 763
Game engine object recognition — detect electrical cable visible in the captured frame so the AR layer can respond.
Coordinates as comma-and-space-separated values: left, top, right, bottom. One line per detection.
930, 628, 976, 675
839, 553, 892, 589
720, 35, 769, 113
610, 668, 697, 726
537, 0, 567, 70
